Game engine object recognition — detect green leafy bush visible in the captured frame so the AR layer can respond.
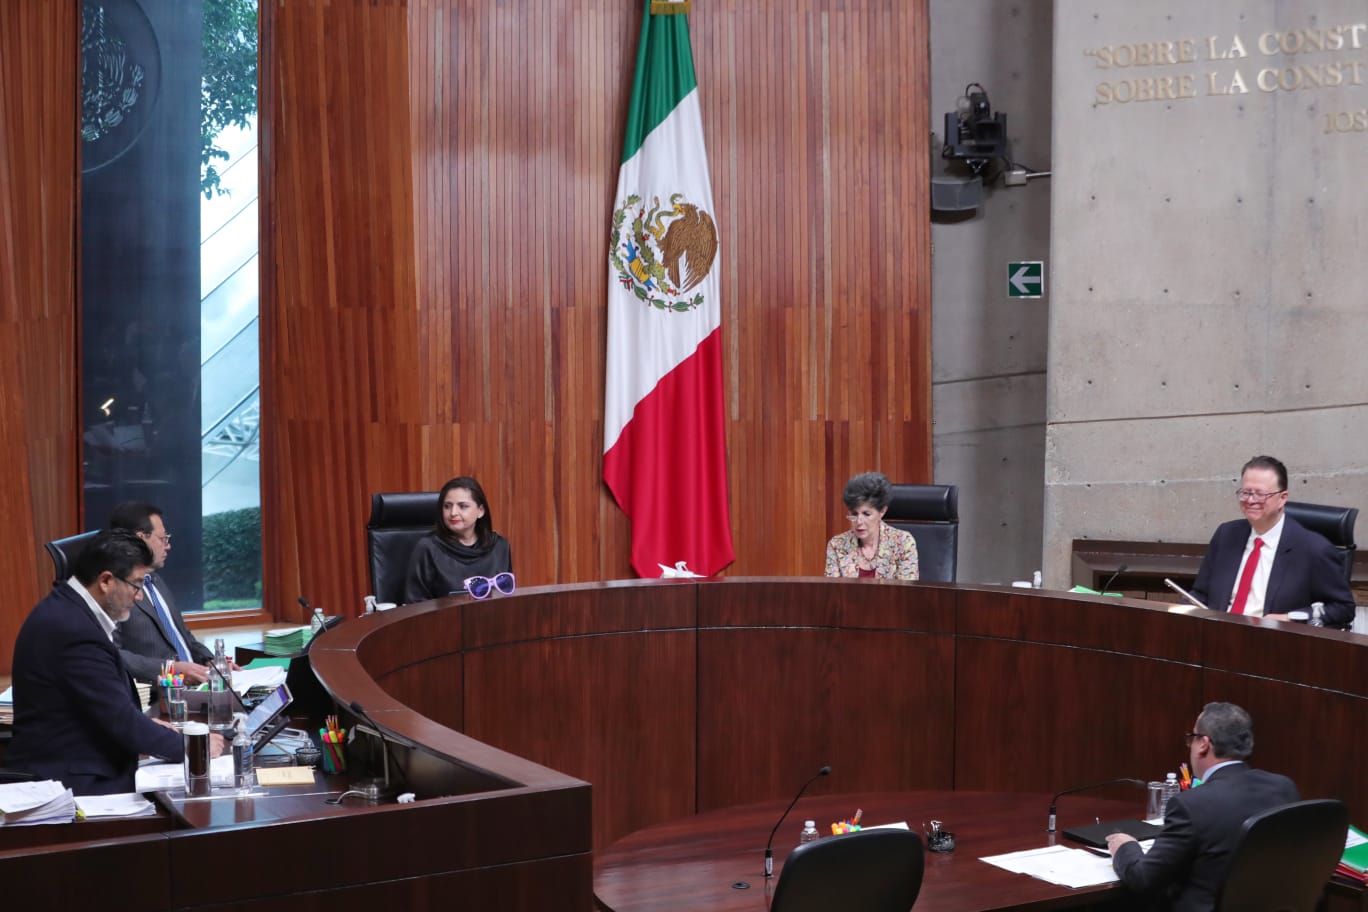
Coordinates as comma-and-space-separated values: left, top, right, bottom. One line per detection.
203, 506, 261, 601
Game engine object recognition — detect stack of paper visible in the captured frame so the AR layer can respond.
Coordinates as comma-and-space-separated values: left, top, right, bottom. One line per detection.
135, 681, 152, 711
263, 626, 310, 656
0, 685, 12, 725
230, 664, 289, 696
0, 780, 76, 826
135, 755, 236, 793
1337, 826, 1368, 884
75, 793, 157, 818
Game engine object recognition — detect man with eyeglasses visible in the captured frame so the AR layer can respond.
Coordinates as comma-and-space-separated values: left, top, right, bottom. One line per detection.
1106, 702, 1298, 912
109, 501, 221, 684
1187, 455, 1355, 627
6, 530, 225, 794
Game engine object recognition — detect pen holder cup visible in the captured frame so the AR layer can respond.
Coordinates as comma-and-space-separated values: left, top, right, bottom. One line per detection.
320, 739, 347, 774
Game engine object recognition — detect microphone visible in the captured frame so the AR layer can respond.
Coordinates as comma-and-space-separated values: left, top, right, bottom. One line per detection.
1099, 564, 1128, 594
1047, 777, 1146, 833
346, 700, 406, 797
764, 765, 831, 877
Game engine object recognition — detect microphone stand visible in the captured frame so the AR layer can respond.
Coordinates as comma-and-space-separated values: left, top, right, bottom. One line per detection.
764, 766, 831, 877
1047, 777, 1146, 833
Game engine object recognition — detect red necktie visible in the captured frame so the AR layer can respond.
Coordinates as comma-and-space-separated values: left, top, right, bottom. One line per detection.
1230, 537, 1264, 615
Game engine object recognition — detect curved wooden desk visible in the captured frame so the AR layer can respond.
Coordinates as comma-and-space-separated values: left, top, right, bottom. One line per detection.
4, 579, 1365, 911
310, 578, 1368, 856
594, 790, 1140, 912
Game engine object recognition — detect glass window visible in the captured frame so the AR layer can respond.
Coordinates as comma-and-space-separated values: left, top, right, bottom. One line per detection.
79, 0, 260, 614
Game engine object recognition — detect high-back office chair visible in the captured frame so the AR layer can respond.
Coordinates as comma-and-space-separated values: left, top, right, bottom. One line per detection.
771, 828, 924, 912
1217, 798, 1348, 912
1284, 501, 1357, 588
884, 484, 960, 582
366, 492, 440, 605
43, 530, 99, 587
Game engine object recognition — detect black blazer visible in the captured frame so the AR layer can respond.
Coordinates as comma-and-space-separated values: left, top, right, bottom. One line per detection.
114, 571, 213, 682
6, 583, 184, 795
1112, 762, 1300, 912
1189, 517, 1356, 627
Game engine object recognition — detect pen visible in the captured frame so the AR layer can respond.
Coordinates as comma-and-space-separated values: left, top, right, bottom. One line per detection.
852, 808, 863, 826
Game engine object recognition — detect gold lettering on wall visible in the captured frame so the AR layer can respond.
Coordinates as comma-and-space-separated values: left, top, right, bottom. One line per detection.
1082, 18, 1368, 131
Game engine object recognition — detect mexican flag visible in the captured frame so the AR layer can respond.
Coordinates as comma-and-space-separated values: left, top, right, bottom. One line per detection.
604, 0, 734, 578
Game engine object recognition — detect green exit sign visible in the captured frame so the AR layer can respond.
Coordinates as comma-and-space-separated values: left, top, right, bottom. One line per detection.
1008, 261, 1044, 298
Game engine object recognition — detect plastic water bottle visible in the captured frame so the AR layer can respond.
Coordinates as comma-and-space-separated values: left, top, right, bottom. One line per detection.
232, 714, 255, 793
799, 820, 820, 844
1160, 772, 1182, 820
207, 637, 233, 731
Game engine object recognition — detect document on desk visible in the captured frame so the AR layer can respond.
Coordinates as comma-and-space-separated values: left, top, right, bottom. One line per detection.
136, 755, 235, 793
0, 780, 76, 825
230, 664, 289, 695
980, 844, 1121, 889
75, 793, 157, 818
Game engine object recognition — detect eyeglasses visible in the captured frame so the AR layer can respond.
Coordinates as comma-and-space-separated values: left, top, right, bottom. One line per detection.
846, 512, 881, 523
1236, 488, 1285, 503
462, 572, 516, 599
1184, 730, 1208, 747
115, 576, 145, 597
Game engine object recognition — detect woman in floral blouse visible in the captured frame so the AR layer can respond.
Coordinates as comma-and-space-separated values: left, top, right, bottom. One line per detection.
824, 471, 919, 580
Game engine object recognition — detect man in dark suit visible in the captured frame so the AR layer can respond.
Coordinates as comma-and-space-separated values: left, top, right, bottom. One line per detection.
1188, 455, 1355, 627
6, 530, 224, 795
1107, 702, 1299, 912
109, 501, 218, 684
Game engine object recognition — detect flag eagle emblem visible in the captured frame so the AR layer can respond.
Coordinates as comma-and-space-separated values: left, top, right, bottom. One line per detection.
609, 192, 718, 313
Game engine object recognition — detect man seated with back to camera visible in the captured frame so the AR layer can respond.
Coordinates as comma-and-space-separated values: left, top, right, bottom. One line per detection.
1107, 702, 1299, 912
1188, 455, 1355, 628
6, 529, 225, 795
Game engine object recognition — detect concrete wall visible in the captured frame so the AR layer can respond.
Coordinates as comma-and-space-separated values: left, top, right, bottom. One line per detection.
1044, 1, 1368, 584
930, 0, 1054, 583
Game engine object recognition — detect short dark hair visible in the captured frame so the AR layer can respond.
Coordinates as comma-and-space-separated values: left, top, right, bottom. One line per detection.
435, 476, 495, 549
842, 472, 893, 512
108, 501, 163, 536
72, 529, 153, 586
1197, 701, 1255, 760
1240, 456, 1288, 492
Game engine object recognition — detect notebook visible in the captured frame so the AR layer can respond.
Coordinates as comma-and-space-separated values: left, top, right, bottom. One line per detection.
1062, 817, 1164, 849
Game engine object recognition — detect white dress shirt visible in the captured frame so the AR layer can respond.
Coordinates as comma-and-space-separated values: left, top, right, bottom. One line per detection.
1228, 515, 1284, 617
67, 577, 117, 642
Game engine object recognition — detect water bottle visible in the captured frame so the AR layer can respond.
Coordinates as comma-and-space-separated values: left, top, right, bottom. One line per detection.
1160, 772, 1181, 821
232, 714, 255, 792
207, 637, 233, 731
799, 820, 820, 844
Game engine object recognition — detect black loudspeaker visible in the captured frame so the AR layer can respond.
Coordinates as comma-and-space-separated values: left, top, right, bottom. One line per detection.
931, 176, 981, 212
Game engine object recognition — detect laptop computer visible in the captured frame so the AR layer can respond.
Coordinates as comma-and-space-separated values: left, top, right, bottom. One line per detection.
241, 682, 293, 753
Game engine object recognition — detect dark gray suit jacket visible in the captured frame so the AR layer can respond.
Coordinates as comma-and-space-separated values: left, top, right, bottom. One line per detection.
114, 571, 213, 682
1112, 762, 1300, 912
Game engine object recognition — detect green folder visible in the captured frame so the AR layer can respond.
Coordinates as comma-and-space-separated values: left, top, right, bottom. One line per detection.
1343, 825, 1368, 873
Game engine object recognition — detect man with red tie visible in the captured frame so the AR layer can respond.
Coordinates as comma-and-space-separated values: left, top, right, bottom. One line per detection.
1189, 456, 1355, 627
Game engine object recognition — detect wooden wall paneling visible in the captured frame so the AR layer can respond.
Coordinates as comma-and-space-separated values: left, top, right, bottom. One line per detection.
461, 584, 699, 849
954, 635, 1201, 793
261, 0, 931, 619
696, 580, 956, 812
0, 0, 80, 672
0, 835, 170, 910
1202, 670, 1368, 827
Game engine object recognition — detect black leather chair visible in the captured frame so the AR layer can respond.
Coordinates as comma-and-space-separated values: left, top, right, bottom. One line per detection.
43, 530, 99, 587
1284, 501, 1357, 588
771, 828, 924, 912
1217, 798, 1348, 912
366, 492, 440, 605
884, 484, 959, 582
